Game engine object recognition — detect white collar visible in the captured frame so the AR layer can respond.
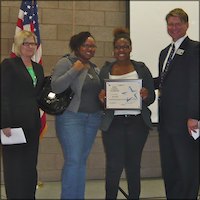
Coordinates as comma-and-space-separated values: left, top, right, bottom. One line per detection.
172, 35, 187, 50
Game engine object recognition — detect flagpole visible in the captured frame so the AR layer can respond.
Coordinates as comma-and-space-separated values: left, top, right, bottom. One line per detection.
72, 0, 75, 35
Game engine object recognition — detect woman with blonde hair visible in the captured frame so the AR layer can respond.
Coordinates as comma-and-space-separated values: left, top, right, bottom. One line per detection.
1, 30, 44, 199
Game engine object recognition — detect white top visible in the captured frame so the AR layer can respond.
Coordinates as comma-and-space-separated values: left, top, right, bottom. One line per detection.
109, 71, 141, 116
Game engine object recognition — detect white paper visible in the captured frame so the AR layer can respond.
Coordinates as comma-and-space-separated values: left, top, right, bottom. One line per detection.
1, 128, 27, 145
105, 79, 142, 109
191, 128, 200, 140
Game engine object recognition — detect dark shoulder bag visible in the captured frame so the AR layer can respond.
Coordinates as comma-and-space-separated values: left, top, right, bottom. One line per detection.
38, 55, 74, 115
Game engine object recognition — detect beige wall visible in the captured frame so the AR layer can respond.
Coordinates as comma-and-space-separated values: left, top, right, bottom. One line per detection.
1, 0, 126, 73
1, 0, 161, 182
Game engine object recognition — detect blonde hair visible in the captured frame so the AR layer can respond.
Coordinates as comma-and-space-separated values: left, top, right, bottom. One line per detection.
166, 8, 188, 23
14, 30, 37, 56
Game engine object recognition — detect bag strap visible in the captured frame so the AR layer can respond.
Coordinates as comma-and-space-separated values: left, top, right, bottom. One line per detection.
50, 54, 99, 76
50, 54, 74, 76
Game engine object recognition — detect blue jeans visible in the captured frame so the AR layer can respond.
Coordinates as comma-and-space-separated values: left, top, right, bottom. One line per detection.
55, 111, 102, 199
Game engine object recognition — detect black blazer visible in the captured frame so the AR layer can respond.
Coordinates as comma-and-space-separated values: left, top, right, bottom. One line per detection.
99, 59, 155, 131
1, 57, 44, 132
157, 37, 199, 133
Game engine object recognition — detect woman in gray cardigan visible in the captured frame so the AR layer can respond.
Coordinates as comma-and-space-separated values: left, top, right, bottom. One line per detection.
51, 32, 102, 199
98, 28, 155, 199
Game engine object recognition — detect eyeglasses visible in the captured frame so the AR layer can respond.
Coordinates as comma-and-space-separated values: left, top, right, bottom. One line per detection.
167, 22, 183, 28
81, 44, 97, 49
22, 42, 37, 47
114, 45, 130, 50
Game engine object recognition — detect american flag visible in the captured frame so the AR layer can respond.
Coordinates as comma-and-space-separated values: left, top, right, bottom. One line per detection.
11, 0, 47, 138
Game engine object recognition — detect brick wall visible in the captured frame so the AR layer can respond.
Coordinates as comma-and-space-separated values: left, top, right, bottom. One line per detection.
1, 0, 161, 182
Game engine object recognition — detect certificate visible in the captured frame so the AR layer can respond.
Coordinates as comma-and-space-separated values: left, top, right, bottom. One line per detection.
105, 79, 142, 109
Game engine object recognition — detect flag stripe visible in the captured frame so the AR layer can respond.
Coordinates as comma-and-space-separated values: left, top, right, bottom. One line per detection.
18, 9, 24, 20
16, 18, 23, 28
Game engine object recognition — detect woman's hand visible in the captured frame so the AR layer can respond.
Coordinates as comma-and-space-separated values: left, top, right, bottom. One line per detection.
98, 89, 106, 104
140, 87, 148, 100
2, 128, 12, 137
73, 60, 89, 71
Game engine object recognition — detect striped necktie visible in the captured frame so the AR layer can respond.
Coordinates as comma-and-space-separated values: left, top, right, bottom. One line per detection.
159, 43, 175, 88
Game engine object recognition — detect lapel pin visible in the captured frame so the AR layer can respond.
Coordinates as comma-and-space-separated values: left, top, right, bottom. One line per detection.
176, 48, 184, 55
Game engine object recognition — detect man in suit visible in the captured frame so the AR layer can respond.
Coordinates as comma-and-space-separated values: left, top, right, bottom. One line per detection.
154, 8, 199, 199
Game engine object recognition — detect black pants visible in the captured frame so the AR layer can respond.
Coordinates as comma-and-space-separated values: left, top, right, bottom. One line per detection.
102, 115, 149, 199
159, 130, 199, 199
2, 129, 39, 200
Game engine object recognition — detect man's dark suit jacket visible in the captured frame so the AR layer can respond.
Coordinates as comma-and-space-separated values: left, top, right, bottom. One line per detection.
155, 36, 199, 133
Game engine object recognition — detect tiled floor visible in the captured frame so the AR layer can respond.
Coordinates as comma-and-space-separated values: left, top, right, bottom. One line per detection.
1, 178, 167, 199
1, 178, 200, 199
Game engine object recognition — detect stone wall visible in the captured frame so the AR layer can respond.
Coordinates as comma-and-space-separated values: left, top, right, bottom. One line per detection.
1, 0, 161, 182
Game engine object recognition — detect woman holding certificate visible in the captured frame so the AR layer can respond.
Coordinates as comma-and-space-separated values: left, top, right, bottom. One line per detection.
98, 28, 155, 199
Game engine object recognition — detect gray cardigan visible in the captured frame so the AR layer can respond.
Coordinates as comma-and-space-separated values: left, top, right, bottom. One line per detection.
51, 54, 98, 113
99, 60, 155, 131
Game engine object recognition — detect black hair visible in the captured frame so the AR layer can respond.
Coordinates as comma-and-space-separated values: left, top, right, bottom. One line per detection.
69, 31, 94, 52
113, 27, 132, 46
